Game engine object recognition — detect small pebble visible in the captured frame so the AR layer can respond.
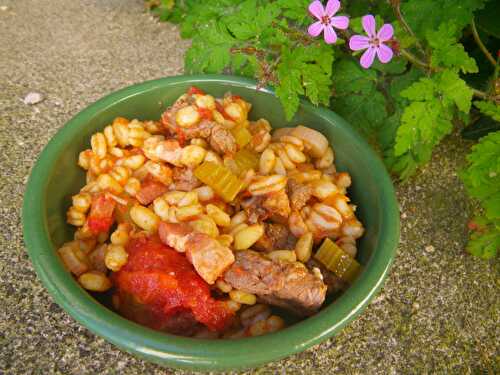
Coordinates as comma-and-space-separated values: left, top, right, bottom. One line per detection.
424, 245, 435, 253
0, 5, 8, 11
23, 92, 44, 105
401, 212, 407, 219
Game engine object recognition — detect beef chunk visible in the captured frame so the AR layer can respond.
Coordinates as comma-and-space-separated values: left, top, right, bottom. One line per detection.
241, 196, 268, 224
262, 190, 291, 224
224, 250, 326, 316
210, 125, 237, 156
254, 223, 296, 252
287, 178, 312, 211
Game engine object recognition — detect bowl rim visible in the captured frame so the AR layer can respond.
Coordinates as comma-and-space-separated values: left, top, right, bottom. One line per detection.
22, 74, 399, 371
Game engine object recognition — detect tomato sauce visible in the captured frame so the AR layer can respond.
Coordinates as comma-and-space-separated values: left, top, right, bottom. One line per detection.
113, 235, 233, 333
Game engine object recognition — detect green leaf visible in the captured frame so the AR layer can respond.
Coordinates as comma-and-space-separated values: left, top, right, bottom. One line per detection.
378, 112, 402, 150
393, 21, 416, 49
275, 0, 311, 25
437, 70, 474, 113
331, 60, 378, 95
184, 21, 234, 74
460, 131, 500, 259
275, 71, 303, 121
371, 58, 408, 75
332, 92, 388, 136
401, 0, 487, 39
426, 22, 478, 74
275, 45, 334, 120
389, 68, 424, 106
330, 60, 387, 136
391, 69, 472, 179
460, 130, 500, 209
474, 100, 500, 121
400, 77, 436, 101
302, 65, 332, 106
476, 0, 500, 37
466, 222, 499, 259
147, 0, 176, 21
394, 100, 450, 156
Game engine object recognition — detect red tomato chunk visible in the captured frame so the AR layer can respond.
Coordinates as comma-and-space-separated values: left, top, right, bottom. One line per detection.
113, 236, 233, 333
187, 86, 205, 95
87, 194, 116, 234
197, 107, 213, 120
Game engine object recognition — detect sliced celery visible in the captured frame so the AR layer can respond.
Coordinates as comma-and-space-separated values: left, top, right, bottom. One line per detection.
314, 238, 361, 283
234, 149, 259, 174
231, 124, 252, 148
194, 161, 244, 202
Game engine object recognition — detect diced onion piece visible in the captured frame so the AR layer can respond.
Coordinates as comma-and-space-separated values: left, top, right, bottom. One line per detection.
194, 161, 244, 203
314, 238, 361, 283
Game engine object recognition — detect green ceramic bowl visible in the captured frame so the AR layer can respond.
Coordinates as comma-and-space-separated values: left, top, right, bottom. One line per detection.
23, 75, 399, 371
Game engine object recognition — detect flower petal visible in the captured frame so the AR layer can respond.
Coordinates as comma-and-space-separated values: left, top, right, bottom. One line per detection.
323, 25, 338, 44
376, 43, 393, 63
325, 0, 340, 17
331, 16, 349, 30
349, 35, 370, 51
360, 46, 376, 68
362, 14, 376, 38
377, 23, 394, 42
308, 21, 324, 37
308, 0, 325, 20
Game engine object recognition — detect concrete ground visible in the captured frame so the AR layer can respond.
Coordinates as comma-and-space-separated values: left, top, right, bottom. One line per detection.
0, 0, 498, 374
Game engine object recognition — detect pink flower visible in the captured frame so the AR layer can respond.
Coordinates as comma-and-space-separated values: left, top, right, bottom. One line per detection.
308, 0, 349, 44
349, 15, 394, 68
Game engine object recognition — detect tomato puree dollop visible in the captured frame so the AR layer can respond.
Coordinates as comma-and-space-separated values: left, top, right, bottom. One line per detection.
113, 235, 233, 333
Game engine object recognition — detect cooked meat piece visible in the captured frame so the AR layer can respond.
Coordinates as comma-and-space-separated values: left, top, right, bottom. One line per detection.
307, 259, 348, 295
183, 119, 214, 139
254, 223, 295, 252
287, 178, 313, 211
267, 223, 296, 249
161, 97, 214, 141
136, 181, 168, 205
241, 196, 268, 224
171, 167, 201, 191
223, 250, 326, 316
159, 222, 235, 285
209, 125, 237, 156
262, 190, 291, 224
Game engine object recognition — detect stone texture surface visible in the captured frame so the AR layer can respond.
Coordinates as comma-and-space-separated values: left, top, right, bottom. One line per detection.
0, 0, 498, 374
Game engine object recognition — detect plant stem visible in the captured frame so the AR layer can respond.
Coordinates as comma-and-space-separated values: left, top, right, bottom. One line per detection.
400, 49, 431, 70
471, 19, 497, 67
472, 88, 500, 103
472, 88, 488, 99
393, 2, 426, 56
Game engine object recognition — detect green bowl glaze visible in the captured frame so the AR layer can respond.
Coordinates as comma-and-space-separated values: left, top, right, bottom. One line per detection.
22, 75, 399, 371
